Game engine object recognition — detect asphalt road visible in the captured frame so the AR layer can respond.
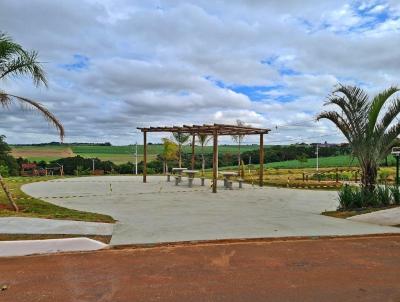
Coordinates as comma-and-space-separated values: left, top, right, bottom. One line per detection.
1, 235, 400, 302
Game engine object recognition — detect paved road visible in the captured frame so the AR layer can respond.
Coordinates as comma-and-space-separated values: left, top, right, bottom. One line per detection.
1, 235, 400, 302
22, 176, 400, 245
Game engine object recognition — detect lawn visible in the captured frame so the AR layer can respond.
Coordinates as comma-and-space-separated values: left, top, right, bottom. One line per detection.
0, 176, 115, 223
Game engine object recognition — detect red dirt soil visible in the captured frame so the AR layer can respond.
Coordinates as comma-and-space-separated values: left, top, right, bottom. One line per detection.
1, 235, 400, 302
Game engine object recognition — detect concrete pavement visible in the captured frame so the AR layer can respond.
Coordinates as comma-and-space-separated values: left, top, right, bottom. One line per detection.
0, 217, 114, 235
0, 238, 107, 257
348, 206, 400, 226
21, 176, 400, 245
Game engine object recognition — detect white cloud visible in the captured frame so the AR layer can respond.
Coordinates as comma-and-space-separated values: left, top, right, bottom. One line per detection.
0, 0, 399, 145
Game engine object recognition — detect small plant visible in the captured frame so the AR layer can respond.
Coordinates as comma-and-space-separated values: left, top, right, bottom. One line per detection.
376, 186, 391, 206
338, 185, 355, 210
390, 186, 400, 205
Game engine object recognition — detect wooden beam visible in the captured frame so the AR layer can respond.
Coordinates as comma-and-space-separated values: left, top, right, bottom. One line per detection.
212, 129, 218, 193
191, 134, 196, 170
259, 133, 264, 187
143, 131, 147, 183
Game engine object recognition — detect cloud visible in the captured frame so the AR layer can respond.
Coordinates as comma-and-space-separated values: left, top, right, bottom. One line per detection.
0, 0, 399, 145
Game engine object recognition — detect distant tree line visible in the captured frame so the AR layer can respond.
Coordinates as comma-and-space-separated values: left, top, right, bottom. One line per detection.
12, 142, 113, 146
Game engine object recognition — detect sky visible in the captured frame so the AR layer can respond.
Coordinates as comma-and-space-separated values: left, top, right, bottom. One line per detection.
1, 0, 400, 145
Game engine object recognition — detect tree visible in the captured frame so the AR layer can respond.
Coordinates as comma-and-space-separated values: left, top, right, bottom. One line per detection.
231, 119, 249, 175
317, 84, 400, 193
197, 134, 211, 176
172, 132, 190, 168
161, 138, 178, 173
0, 32, 64, 211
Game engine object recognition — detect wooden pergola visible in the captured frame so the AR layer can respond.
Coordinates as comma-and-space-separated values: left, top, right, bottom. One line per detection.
137, 124, 271, 193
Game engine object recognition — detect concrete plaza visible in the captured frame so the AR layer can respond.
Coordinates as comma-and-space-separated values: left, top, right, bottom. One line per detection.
22, 176, 400, 245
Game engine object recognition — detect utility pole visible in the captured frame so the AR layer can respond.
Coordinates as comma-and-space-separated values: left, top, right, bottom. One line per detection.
316, 143, 319, 172
92, 159, 95, 172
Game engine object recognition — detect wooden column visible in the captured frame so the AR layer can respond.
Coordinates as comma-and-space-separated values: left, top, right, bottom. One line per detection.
143, 131, 147, 183
191, 134, 195, 170
212, 130, 218, 193
259, 133, 264, 187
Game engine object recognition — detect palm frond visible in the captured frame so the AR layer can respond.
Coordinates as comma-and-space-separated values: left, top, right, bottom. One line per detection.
317, 111, 353, 143
1, 93, 64, 141
368, 86, 399, 136
373, 97, 400, 137
379, 123, 400, 159
0, 32, 47, 87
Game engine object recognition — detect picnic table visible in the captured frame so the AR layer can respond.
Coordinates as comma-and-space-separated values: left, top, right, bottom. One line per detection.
222, 171, 238, 189
172, 168, 187, 184
172, 168, 187, 175
183, 170, 199, 187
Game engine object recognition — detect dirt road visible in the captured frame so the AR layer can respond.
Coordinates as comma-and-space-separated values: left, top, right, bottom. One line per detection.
1, 235, 400, 302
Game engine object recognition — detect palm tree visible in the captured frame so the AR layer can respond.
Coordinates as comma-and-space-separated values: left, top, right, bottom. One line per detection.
317, 84, 400, 192
0, 32, 64, 211
231, 119, 248, 175
172, 132, 190, 168
198, 134, 211, 176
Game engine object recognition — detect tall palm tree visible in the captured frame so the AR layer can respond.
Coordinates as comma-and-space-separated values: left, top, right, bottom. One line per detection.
0, 32, 64, 211
317, 84, 400, 192
197, 133, 211, 176
172, 132, 190, 168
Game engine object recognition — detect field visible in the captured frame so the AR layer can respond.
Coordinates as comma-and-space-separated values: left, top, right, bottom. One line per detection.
10, 144, 261, 164
11, 144, 398, 167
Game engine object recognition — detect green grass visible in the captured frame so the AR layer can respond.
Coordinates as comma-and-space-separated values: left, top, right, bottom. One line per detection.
11, 144, 259, 164
0, 176, 115, 223
215, 155, 358, 171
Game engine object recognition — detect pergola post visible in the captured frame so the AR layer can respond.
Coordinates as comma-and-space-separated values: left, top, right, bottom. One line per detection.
191, 134, 195, 170
259, 133, 264, 187
143, 131, 147, 183
212, 129, 218, 193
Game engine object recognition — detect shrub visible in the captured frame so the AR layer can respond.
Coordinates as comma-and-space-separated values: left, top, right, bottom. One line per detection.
0, 165, 9, 177
376, 186, 391, 206
337, 184, 400, 210
338, 185, 355, 210
390, 186, 400, 205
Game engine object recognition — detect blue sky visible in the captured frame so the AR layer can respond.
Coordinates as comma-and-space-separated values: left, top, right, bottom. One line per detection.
0, 0, 400, 144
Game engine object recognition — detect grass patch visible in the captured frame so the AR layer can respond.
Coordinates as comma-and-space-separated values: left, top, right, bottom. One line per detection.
0, 176, 115, 223
0, 234, 111, 244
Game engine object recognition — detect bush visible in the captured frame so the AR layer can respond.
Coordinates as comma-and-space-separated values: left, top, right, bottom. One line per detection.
0, 165, 9, 177
337, 184, 400, 210
376, 186, 391, 206
338, 185, 356, 209
390, 186, 400, 205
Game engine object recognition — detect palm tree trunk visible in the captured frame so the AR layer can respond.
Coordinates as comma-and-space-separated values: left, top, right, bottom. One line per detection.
179, 144, 182, 168
238, 140, 241, 176
361, 162, 377, 193
201, 144, 205, 176
0, 173, 18, 211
